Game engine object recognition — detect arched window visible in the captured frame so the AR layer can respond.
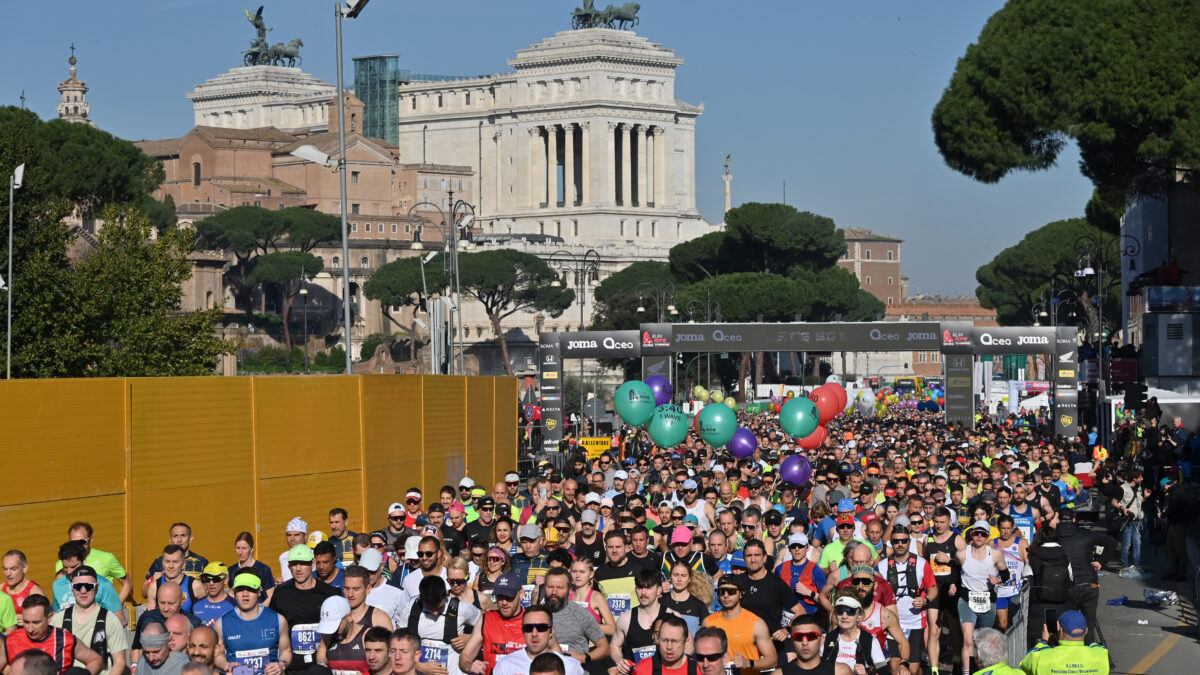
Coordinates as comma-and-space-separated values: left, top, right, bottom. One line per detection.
887, 250, 894, 260
865, 276, 872, 285
360, 256, 369, 269
193, 162, 201, 187
332, 257, 340, 269
888, 277, 894, 286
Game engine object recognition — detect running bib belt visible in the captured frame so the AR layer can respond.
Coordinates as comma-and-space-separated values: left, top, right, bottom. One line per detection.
291, 623, 320, 656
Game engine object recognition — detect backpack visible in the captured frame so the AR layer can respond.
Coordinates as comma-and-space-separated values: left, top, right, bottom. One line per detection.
406, 596, 460, 644
821, 630, 876, 675
61, 606, 112, 668
651, 655, 698, 675
885, 556, 920, 599
1034, 549, 1072, 604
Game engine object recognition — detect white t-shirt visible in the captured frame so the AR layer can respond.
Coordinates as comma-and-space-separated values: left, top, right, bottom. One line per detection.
367, 580, 407, 627
399, 568, 449, 610
400, 600, 482, 675
875, 555, 935, 631
494, 650, 585, 675
821, 630, 886, 669
278, 551, 293, 582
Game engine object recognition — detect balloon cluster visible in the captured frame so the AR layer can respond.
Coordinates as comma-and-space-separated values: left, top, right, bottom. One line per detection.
870, 384, 946, 418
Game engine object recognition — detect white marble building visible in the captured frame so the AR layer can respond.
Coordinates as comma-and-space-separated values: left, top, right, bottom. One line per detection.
394, 28, 718, 372
187, 66, 336, 135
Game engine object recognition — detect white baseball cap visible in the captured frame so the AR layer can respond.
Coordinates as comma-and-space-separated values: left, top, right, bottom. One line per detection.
317, 595, 351, 634
459, 477, 475, 489
358, 548, 383, 572
788, 533, 809, 547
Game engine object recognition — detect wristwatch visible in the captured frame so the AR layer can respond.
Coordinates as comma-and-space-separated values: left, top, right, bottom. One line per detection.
585, 653, 592, 664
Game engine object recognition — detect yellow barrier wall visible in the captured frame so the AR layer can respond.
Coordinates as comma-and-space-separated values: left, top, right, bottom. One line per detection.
0, 374, 516, 599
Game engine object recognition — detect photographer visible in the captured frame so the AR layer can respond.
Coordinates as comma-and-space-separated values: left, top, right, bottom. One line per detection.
1162, 477, 1198, 581
1110, 469, 1149, 577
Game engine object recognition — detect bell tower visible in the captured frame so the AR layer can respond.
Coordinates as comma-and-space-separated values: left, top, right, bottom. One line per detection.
57, 44, 95, 126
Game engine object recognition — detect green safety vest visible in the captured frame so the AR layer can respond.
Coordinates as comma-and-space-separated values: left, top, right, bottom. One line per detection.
1019, 640, 1110, 675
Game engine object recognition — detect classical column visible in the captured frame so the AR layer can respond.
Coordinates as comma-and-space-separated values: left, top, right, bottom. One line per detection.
547, 123, 559, 206
493, 131, 503, 211
635, 125, 647, 207
607, 122, 617, 205
563, 123, 576, 205
646, 126, 656, 206
576, 120, 585, 204
527, 126, 541, 208
621, 123, 633, 207
654, 127, 667, 208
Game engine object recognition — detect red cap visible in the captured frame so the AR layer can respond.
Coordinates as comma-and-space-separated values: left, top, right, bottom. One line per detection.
836, 513, 855, 526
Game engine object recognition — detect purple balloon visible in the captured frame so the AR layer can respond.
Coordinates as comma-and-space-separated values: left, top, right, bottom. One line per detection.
779, 455, 813, 486
644, 375, 673, 407
727, 427, 757, 459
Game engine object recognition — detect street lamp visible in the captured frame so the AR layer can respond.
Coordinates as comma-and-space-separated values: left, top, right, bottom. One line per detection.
406, 193, 475, 375
635, 282, 678, 322
299, 282, 309, 373
549, 248, 601, 434
685, 290, 722, 390
1031, 284, 1079, 327
7, 163, 23, 379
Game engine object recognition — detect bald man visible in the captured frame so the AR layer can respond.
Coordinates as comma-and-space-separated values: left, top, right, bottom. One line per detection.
166, 614, 192, 652
187, 626, 218, 669
133, 580, 201, 663
135, 622, 189, 675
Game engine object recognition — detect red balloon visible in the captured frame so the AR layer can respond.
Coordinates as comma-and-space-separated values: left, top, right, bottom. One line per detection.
826, 382, 848, 411
809, 386, 841, 425
798, 425, 828, 450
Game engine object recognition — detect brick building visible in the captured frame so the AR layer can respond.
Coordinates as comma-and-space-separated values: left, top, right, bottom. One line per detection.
885, 295, 998, 377
838, 227, 907, 306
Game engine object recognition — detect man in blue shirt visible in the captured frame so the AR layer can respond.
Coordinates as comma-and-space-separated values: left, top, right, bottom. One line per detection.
52, 543, 124, 619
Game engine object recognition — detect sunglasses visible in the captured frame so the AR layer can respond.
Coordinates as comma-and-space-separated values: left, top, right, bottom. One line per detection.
789, 543, 805, 550
599, 461, 612, 466
694, 653, 725, 663
851, 577, 874, 586
972, 531, 988, 538
522, 623, 552, 634
488, 556, 504, 562
448, 578, 467, 586
480, 507, 494, 512
791, 631, 822, 643
837, 524, 853, 530
545, 505, 560, 510
506, 481, 520, 487
742, 524, 758, 531
417, 550, 438, 558
389, 515, 405, 521
72, 582, 97, 592
555, 526, 571, 533
891, 538, 910, 545
371, 542, 386, 549
718, 587, 740, 596
200, 575, 226, 584
835, 607, 859, 616
406, 498, 421, 505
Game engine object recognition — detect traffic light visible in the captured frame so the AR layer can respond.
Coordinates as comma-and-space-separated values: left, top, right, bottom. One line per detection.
1124, 383, 1147, 412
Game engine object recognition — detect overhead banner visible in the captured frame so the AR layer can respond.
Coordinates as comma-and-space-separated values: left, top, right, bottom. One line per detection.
538, 332, 564, 453
558, 330, 641, 359
667, 322, 942, 352
639, 323, 673, 355
941, 325, 1059, 355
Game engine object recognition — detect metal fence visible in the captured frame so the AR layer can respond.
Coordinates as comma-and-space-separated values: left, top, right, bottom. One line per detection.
1005, 584, 1032, 667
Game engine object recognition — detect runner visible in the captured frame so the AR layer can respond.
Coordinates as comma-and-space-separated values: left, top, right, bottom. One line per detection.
213, 572, 292, 675
458, 572, 528, 674
2, 550, 46, 617
954, 521, 1011, 674
703, 575, 776, 675
191, 562, 236, 627
267, 546, 340, 672
990, 515, 1027, 632
877, 522, 937, 675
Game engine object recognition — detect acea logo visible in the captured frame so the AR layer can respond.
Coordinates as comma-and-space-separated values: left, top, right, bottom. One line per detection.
566, 336, 636, 350
710, 329, 742, 343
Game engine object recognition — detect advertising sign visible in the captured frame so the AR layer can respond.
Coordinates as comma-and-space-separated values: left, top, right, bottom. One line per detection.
944, 353, 975, 427
639, 323, 673, 356
558, 330, 641, 359
579, 437, 611, 460
667, 322, 941, 352
538, 332, 564, 453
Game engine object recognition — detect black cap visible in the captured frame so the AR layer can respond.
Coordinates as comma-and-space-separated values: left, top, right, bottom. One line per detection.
70, 565, 98, 580
479, 496, 496, 509
427, 503, 446, 514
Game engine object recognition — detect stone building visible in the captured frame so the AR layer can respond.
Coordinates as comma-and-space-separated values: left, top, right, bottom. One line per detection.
187, 65, 336, 134
838, 227, 907, 306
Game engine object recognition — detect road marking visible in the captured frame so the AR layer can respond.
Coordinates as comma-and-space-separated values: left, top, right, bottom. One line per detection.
1128, 596, 1194, 675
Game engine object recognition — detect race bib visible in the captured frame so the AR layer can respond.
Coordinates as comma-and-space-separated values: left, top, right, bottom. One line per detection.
233, 647, 270, 674
632, 645, 657, 664
780, 610, 795, 630
607, 593, 631, 617
291, 623, 320, 655
419, 640, 450, 667
521, 584, 537, 608
930, 555, 951, 576
968, 590, 992, 613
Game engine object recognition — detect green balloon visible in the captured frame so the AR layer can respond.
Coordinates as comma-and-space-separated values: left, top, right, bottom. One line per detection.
780, 397, 819, 439
647, 404, 689, 448
697, 403, 737, 447
614, 380, 655, 427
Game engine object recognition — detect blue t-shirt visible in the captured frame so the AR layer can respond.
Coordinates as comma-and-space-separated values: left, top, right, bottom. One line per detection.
222, 607, 282, 675
192, 595, 236, 626
774, 559, 826, 614
52, 575, 123, 613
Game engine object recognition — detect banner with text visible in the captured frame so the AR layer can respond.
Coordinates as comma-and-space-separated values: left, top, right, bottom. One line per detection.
665, 322, 942, 352
538, 333, 564, 453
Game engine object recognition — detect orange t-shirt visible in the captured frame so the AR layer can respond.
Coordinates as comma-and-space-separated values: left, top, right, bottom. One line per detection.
704, 609, 761, 675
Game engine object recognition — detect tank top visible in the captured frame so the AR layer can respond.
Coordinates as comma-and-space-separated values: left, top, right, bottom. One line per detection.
479, 608, 526, 672
703, 610, 760, 675
326, 609, 374, 675
683, 501, 711, 531
1005, 503, 1037, 542
924, 534, 958, 582
857, 602, 887, 651
4, 628, 77, 675
573, 588, 602, 623
161, 576, 194, 614
960, 546, 993, 593
621, 606, 658, 664
221, 606, 282, 675
193, 594, 236, 626
3, 581, 37, 615
991, 537, 1024, 598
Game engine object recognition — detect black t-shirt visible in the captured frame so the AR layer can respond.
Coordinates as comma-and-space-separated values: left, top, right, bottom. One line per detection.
595, 559, 639, 584
740, 570, 795, 632
659, 593, 710, 622
574, 536, 605, 567
463, 519, 494, 545
780, 658, 837, 675
268, 578, 341, 626
629, 551, 662, 575
441, 525, 468, 558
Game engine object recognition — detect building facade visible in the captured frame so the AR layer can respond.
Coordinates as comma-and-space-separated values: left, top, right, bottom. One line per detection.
187, 65, 336, 134
57, 45, 95, 127
838, 227, 906, 306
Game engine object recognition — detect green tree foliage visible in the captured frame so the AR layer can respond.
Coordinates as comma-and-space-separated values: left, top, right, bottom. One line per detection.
591, 261, 677, 330
363, 253, 449, 361
246, 251, 323, 349
73, 206, 237, 376
1, 107, 234, 377
975, 218, 1118, 326
457, 249, 574, 376
790, 266, 886, 322
668, 203, 845, 280
931, 0, 1200, 232
196, 206, 340, 311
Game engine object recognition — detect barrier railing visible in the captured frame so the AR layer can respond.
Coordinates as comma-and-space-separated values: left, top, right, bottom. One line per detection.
1005, 584, 1032, 667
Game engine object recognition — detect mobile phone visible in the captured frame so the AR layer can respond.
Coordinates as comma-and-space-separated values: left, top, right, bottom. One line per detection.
540, 487, 548, 500
1044, 608, 1058, 645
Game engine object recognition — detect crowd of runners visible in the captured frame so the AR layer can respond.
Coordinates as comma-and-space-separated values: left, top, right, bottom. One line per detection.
2, 408, 1196, 675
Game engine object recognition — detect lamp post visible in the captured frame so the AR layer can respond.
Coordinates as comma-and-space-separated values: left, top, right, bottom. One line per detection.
7, 163, 23, 380
1074, 232, 1140, 425
685, 290, 721, 390
408, 194, 475, 375
635, 282, 677, 323
1031, 283, 1080, 327
549, 249, 601, 435
299, 264, 309, 373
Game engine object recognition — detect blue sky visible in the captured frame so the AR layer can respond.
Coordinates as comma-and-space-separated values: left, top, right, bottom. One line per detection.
3, 1, 1093, 297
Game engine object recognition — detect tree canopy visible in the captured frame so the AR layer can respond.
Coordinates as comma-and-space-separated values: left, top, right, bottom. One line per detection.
931, 0, 1200, 231
975, 218, 1119, 327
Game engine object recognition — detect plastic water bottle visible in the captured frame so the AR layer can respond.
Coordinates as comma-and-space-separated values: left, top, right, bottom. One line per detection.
1144, 589, 1179, 606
